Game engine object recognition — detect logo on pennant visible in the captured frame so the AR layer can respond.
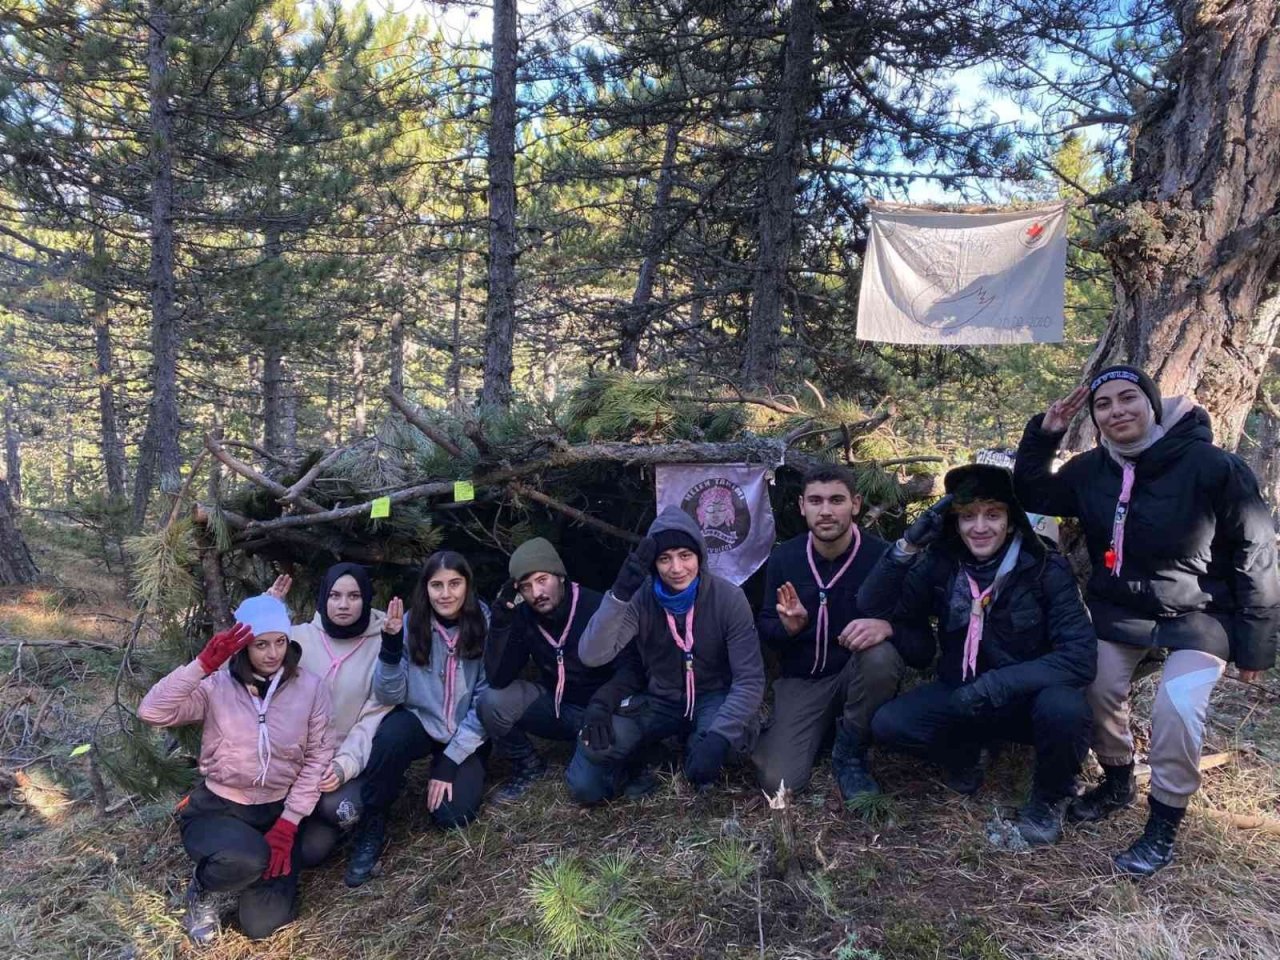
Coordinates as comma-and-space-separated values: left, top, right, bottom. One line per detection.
1019, 220, 1048, 249
681, 478, 751, 554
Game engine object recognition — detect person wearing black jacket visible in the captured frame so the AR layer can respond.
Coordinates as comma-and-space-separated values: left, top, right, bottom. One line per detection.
1015, 365, 1280, 875
479, 538, 636, 803
858, 465, 1096, 846
753, 465, 909, 800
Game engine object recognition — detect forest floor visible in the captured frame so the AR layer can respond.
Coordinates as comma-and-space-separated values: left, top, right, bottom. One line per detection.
2, 522, 1280, 959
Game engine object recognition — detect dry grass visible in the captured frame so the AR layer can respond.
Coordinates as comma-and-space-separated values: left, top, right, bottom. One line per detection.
2, 535, 1279, 958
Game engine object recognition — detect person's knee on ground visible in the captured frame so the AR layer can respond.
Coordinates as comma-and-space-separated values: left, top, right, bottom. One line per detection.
236, 880, 297, 940
195, 840, 270, 892
752, 734, 814, 795
565, 744, 619, 805
295, 817, 340, 870
477, 683, 532, 740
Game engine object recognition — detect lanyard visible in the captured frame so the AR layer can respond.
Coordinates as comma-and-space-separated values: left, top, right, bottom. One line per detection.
664, 605, 697, 719
804, 528, 861, 674
535, 583, 580, 718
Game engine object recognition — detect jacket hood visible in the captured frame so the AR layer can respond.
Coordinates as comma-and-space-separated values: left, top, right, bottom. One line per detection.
646, 506, 708, 562
1136, 403, 1212, 471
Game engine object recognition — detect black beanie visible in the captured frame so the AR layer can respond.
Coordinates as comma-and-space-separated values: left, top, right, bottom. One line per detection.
651, 528, 701, 562
944, 464, 1017, 506
316, 562, 374, 639
1089, 365, 1162, 425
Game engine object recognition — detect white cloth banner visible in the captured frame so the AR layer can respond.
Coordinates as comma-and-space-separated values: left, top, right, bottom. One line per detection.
856, 201, 1067, 345
654, 464, 776, 586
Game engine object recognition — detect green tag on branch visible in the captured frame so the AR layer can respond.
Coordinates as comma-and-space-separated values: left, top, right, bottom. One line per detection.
369, 496, 391, 519
70, 743, 92, 758
454, 481, 475, 503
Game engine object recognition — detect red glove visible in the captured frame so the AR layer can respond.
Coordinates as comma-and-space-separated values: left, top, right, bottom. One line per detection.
262, 817, 298, 879
197, 622, 254, 674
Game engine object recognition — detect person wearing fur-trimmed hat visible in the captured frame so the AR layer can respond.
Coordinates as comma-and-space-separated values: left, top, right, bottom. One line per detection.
857, 465, 1096, 848
478, 537, 638, 803
565, 507, 766, 803
1015, 365, 1280, 876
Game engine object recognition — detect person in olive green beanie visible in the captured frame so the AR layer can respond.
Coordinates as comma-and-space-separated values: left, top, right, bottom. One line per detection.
479, 538, 639, 803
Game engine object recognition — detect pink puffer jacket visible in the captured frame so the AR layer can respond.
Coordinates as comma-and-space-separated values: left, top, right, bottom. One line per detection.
139, 658, 334, 823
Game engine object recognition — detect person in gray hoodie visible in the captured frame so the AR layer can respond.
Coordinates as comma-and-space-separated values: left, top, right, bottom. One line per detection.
343, 550, 490, 887
565, 507, 765, 803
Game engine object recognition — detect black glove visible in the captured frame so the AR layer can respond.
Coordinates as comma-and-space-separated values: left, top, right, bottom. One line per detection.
430, 753, 459, 784
490, 579, 520, 629
611, 537, 657, 602
903, 494, 954, 548
683, 731, 730, 787
580, 701, 615, 752
378, 627, 405, 665
947, 681, 988, 719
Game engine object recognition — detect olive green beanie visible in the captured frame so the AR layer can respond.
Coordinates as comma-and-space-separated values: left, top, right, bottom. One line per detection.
508, 537, 567, 581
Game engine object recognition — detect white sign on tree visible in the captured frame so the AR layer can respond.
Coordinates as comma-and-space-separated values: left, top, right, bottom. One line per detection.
856, 201, 1068, 345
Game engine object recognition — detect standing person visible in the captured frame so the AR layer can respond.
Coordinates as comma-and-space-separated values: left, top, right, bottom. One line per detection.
266, 564, 392, 866
138, 596, 333, 944
565, 507, 765, 803
479, 537, 637, 803
1015, 366, 1280, 875
343, 551, 490, 887
753, 465, 909, 800
858, 465, 1096, 846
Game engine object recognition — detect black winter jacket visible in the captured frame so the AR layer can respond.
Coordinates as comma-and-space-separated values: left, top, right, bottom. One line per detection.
1015, 407, 1280, 669
857, 533, 1096, 711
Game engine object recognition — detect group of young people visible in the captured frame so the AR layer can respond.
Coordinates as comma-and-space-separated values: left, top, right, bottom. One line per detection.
139, 364, 1280, 945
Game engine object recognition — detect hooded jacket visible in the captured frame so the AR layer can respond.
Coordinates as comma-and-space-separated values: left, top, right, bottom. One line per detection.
292, 607, 390, 783
857, 474, 1096, 708
138, 647, 334, 823
1015, 404, 1280, 669
577, 507, 765, 748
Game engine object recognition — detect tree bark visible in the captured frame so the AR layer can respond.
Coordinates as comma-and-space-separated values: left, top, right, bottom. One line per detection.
260, 220, 297, 459
0, 477, 37, 585
480, 0, 518, 408
3, 323, 19, 504
388, 311, 405, 395
620, 121, 682, 371
133, 0, 183, 526
92, 273, 127, 501
1080, 0, 1280, 450
739, 0, 817, 389
351, 330, 366, 437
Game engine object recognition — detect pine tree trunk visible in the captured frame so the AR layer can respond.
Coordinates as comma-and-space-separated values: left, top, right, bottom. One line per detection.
260, 221, 296, 458
1081, 0, 1280, 450
91, 211, 127, 501
3, 324, 19, 504
63, 405, 75, 503
480, 0, 518, 408
0, 477, 37, 585
448, 191, 470, 402
739, 0, 816, 389
620, 121, 682, 371
389, 312, 405, 395
351, 332, 366, 437
133, 0, 182, 526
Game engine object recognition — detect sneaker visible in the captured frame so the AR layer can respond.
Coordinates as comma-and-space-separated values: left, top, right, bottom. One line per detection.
1114, 804, 1181, 877
831, 721, 880, 801
344, 812, 386, 888
181, 873, 220, 946
621, 767, 658, 799
491, 753, 548, 805
1015, 795, 1069, 846
1068, 763, 1136, 823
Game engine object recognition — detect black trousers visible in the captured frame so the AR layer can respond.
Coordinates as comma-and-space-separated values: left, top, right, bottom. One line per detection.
871, 680, 1091, 800
360, 706, 487, 828
296, 778, 364, 869
179, 783, 300, 940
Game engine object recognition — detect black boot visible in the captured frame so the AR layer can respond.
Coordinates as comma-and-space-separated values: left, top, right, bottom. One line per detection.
1114, 798, 1183, 877
181, 871, 220, 946
831, 720, 880, 801
344, 811, 387, 888
1068, 762, 1136, 823
1015, 793, 1069, 846
492, 752, 548, 805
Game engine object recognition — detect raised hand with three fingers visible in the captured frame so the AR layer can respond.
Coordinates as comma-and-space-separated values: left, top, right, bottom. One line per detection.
265, 574, 293, 601
775, 581, 809, 636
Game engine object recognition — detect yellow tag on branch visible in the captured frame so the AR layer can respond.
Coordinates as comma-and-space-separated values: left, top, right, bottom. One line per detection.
454, 480, 475, 502
370, 496, 391, 519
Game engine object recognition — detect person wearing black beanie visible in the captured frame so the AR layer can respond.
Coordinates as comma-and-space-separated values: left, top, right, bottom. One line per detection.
1015, 366, 1280, 876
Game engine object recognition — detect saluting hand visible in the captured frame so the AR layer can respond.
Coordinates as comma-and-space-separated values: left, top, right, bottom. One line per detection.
775, 582, 808, 636
384, 596, 405, 636
1043, 385, 1089, 433
266, 574, 292, 600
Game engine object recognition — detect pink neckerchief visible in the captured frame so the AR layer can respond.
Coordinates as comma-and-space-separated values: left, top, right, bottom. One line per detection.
318, 631, 371, 683
1106, 461, 1136, 577
805, 528, 862, 674
535, 583, 580, 718
960, 533, 1023, 680
433, 619, 460, 735
664, 605, 697, 719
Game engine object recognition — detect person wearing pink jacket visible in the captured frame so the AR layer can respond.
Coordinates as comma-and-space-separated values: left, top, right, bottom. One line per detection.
138, 595, 333, 945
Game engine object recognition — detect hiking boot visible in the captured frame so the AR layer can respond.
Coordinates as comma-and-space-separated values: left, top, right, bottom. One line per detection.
831, 721, 880, 801
344, 811, 386, 888
943, 763, 984, 797
181, 872, 220, 947
1068, 762, 1135, 823
492, 753, 548, 805
1015, 794, 1069, 846
1114, 801, 1182, 878
622, 767, 658, 799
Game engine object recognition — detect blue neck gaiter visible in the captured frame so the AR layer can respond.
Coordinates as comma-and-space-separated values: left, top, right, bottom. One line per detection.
653, 577, 700, 615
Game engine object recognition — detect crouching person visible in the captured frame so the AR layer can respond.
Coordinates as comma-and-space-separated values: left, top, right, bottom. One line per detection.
344, 551, 489, 887
858, 465, 1096, 846
138, 596, 333, 945
266, 564, 392, 867
565, 507, 765, 802
479, 538, 632, 803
